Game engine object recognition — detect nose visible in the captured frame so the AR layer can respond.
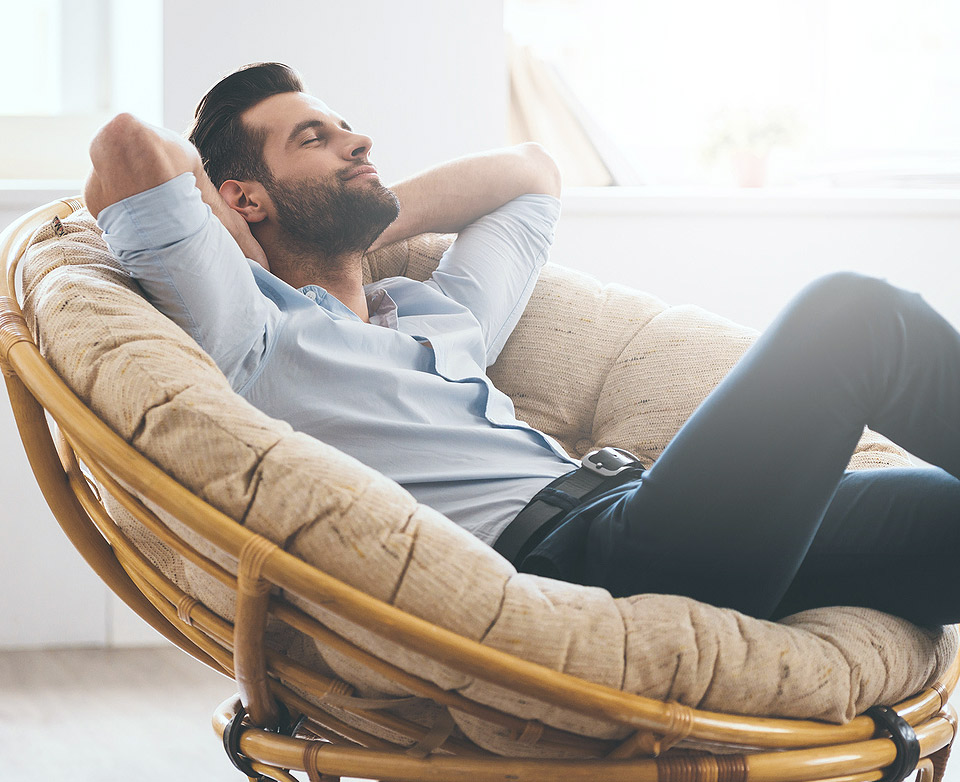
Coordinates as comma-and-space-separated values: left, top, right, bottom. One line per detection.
343, 129, 373, 161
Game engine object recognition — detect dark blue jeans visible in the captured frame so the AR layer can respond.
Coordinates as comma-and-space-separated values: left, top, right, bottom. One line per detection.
520, 273, 960, 626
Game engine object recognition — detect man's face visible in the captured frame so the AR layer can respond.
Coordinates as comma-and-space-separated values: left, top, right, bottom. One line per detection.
242, 92, 399, 259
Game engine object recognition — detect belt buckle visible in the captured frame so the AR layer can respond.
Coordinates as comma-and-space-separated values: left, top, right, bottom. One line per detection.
581, 447, 640, 477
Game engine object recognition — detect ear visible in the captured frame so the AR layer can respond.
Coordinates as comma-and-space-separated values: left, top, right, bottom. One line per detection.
219, 179, 269, 224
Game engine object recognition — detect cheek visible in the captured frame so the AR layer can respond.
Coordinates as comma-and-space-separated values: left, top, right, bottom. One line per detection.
293, 154, 341, 184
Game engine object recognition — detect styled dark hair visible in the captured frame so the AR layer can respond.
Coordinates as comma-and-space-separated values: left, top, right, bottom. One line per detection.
188, 62, 305, 187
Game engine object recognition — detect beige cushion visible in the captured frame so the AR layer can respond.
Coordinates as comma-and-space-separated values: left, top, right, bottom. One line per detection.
20, 210, 956, 757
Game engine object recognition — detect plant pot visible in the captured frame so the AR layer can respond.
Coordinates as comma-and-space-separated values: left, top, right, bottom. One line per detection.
733, 150, 768, 187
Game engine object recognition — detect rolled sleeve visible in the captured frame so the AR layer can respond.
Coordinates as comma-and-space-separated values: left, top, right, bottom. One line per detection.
98, 171, 209, 251
427, 193, 560, 365
97, 172, 276, 388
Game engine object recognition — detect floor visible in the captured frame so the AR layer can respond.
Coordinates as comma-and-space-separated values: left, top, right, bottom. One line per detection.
2, 644, 959, 782
0, 645, 372, 781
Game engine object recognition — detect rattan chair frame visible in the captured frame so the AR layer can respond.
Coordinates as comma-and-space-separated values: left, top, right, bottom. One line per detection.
2, 197, 957, 782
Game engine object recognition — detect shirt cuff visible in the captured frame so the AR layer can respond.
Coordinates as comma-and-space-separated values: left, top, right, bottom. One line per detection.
97, 171, 208, 253
501, 192, 562, 247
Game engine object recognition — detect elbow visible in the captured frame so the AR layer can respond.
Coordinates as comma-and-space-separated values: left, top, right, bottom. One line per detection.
519, 142, 562, 198
85, 115, 135, 217
85, 113, 157, 218
89, 113, 148, 170
85, 113, 199, 218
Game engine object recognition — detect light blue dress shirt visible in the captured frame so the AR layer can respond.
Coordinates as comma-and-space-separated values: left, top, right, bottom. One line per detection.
98, 172, 577, 544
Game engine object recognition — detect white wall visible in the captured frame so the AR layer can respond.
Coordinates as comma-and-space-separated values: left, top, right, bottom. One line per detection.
0, 0, 506, 650
554, 189, 960, 333
162, 0, 506, 181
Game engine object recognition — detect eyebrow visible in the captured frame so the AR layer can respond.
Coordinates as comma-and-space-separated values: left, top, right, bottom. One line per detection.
286, 118, 353, 146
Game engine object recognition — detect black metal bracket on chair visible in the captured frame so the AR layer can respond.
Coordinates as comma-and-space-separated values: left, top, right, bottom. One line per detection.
866, 705, 921, 782
223, 701, 296, 780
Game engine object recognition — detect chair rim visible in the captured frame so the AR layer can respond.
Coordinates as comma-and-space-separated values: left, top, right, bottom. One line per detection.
2, 197, 958, 776
209, 693, 958, 782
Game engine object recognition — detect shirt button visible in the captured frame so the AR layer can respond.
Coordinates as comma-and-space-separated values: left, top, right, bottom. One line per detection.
306, 290, 318, 301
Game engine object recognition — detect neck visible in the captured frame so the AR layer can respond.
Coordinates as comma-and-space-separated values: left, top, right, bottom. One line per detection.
266, 241, 369, 322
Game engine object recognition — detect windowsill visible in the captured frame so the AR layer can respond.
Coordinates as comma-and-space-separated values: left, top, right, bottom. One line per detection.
0, 180, 84, 189
562, 185, 960, 217
4, 182, 960, 219
0, 181, 85, 210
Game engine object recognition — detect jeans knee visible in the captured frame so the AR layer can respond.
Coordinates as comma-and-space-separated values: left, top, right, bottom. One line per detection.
803, 272, 896, 312
791, 272, 903, 335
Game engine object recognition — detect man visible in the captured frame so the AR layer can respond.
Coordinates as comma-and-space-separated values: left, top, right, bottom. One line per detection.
85, 63, 960, 626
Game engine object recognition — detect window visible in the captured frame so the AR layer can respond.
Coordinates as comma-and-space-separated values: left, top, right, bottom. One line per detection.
506, 0, 960, 188
0, 0, 162, 181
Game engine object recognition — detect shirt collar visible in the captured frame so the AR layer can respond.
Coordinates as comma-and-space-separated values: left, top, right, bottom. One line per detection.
366, 287, 399, 329
298, 283, 398, 329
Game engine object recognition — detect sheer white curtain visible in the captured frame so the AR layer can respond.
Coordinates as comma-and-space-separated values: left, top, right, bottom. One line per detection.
509, 38, 614, 186
505, 0, 960, 188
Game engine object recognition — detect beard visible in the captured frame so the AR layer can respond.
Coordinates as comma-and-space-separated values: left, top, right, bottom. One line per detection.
263, 170, 400, 263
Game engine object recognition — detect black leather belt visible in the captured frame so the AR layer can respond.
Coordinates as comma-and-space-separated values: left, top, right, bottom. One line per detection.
493, 447, 645, 564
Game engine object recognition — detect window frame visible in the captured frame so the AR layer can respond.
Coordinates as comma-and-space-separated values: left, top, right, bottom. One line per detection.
0, 0, 162, 182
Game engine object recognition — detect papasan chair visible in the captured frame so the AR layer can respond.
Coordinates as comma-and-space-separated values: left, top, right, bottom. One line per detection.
1, 196, 957, 782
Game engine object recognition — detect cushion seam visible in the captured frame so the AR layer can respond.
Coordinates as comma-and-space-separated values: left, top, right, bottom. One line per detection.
589, 302, 669, 442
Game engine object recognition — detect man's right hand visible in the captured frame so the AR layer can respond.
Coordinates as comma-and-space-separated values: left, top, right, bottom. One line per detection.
84, 114, 269, 271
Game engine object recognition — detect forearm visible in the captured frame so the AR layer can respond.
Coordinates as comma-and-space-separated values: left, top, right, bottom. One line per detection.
369, 142, 561, 251
85, 114, 268, 268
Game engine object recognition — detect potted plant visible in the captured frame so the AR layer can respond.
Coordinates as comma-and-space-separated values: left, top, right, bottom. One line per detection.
701, 106, 802, 187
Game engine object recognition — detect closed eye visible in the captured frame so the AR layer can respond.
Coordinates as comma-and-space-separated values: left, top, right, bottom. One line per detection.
301, 136, 323, 147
